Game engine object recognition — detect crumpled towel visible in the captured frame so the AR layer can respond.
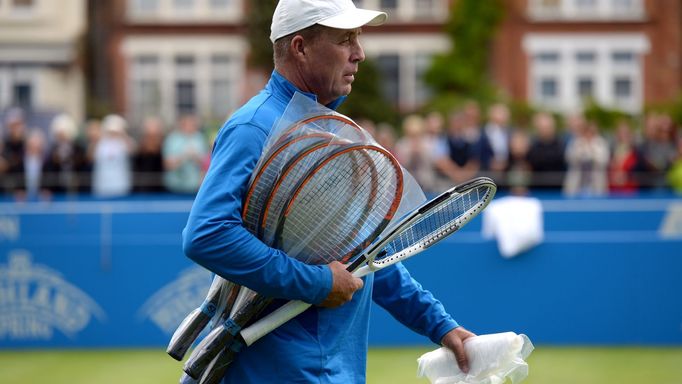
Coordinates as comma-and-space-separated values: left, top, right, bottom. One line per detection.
417, 332, 534, 384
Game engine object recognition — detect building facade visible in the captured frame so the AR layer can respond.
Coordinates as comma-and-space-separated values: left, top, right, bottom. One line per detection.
0, 0, 86, 122
93, 0, 681, 127
493, 0, 682, 114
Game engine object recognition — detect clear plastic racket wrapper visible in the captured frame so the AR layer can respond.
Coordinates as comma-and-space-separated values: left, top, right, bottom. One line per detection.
238, 177, 497, 347
182, 95, 425, 379
417, 332, 534, 384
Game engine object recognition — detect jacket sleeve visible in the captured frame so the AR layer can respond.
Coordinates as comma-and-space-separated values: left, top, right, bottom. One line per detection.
182, 122, 332, 305
372, 262, 459, 345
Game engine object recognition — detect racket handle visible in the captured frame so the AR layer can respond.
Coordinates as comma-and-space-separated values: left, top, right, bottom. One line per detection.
240, 300, 312, 346
351, 265, 372, 278
240, 266, 377, 346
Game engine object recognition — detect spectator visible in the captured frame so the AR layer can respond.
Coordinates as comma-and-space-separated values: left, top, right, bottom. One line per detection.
527, 112, 566, 189
506, 130, 532, 196
133, 117, 165, 193
92, 114, 134, 197
444, 109, 479, 180
563, 120, 610, 196
375, 122, 397, 154
23, 129, 48, 200
478, 103, 511, 173
163, 114, 208, 194
1, 108, 27, 198
80, 119, 102, 192
667, 136, 682, 194
394, 114, 436, 191
461, 100, 483, 144
639, 112, 677, 189
608, 120, 642, 193
43, 113, 88, 195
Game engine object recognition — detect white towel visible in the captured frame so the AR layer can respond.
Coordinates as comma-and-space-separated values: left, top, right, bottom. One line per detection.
417, 332, 534, 384
481, 196, 544, 258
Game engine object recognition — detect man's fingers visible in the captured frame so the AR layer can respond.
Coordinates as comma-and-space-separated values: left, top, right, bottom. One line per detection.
319, 261, 364, 308
451, 338, 469, 373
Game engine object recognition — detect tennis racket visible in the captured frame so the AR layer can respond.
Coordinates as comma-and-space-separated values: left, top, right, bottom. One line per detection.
166, 277, 239, 361
239, 177, 497, 347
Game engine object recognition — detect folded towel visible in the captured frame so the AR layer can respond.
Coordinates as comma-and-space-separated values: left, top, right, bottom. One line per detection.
481, 196, 543, 258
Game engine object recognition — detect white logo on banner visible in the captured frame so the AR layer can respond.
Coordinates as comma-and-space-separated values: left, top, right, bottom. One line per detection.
138, 266, 212, 334
0, 250, 106, 340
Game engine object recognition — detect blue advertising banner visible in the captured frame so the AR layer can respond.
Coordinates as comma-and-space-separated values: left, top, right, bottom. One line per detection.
0, 196, 681, 348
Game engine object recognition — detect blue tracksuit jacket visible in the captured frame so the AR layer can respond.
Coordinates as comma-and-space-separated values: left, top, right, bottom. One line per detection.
182, 71, 459, 383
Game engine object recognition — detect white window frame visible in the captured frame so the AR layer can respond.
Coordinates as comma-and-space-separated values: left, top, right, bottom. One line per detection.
127, 0, 242, 23
0, 65, 38, 111
355, 0, 448, 22
527, 0, 645, 21
523, 33, 650, 114
122, 35, 246, 125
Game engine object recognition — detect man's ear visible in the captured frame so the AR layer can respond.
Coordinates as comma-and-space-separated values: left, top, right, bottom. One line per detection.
290, 35, 307, 62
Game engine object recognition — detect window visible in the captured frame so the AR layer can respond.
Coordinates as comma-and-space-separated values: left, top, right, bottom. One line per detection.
131, 0, 159, 13
174, 56, 196, 115
539, 78, 558, 98
210, 55, 233, 119
131, 55, 161, 120
209, 0, 229, 9
176, 81, 195, 115
173, 0, 193, 9
575, 51, 596, 64
534, 52, 560, 63
12, 83, 31, 110
376, 54, 400, 106
380, 0, 397, 11
613, 77, 632, 99
577, 77, 594, 98
414, 53, 432, 106
612, 51, 634, 63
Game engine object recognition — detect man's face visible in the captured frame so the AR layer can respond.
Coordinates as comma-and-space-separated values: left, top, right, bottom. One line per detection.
301, 27, 365, 105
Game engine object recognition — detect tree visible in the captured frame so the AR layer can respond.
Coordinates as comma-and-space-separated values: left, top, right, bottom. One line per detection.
423, 0, 504, 110
246, 0, 277, 72
338, 58, 399, 126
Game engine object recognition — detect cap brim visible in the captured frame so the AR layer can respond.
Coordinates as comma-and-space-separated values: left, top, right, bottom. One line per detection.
317, 9, 387, 30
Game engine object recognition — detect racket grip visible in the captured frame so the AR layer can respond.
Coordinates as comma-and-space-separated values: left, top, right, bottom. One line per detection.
179, 372, 198, 384
183, 324, 236, 379
198, 347, 238, 384
240, 300, 312, 346
351, 265, 372, 278
167, 306, 215, 361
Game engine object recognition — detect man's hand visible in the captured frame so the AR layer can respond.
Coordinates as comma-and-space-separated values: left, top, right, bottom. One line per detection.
318, 261, 364, 308
441, 326, 476, 373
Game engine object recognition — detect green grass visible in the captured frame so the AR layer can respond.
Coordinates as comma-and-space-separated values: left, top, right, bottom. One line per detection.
1, 346, 681, 383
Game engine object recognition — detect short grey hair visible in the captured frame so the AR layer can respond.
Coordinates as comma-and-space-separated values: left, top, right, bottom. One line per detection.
273, 24, 328, 67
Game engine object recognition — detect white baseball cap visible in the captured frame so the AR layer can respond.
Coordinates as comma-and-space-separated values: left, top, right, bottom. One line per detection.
270, 0, 387, 43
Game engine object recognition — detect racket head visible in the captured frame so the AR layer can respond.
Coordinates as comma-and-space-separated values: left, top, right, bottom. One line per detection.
362, 177, 497, 271
273, 143, 403, 264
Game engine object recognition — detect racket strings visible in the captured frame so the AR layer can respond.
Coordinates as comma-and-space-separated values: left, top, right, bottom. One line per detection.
243, 134, 332, 233
376, 185, 493, 263
279, 147, 402, 264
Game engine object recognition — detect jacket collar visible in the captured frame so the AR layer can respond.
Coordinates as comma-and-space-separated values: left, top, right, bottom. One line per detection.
268, 70, 346, 110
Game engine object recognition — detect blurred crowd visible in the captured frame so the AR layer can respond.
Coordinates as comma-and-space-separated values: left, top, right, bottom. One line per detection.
360, 101, 682, 196
0, 108, 209, 201
1, 101, 682, 201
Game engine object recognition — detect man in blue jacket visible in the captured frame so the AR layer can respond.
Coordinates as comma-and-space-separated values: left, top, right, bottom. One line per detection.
182, 0, 474, 382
